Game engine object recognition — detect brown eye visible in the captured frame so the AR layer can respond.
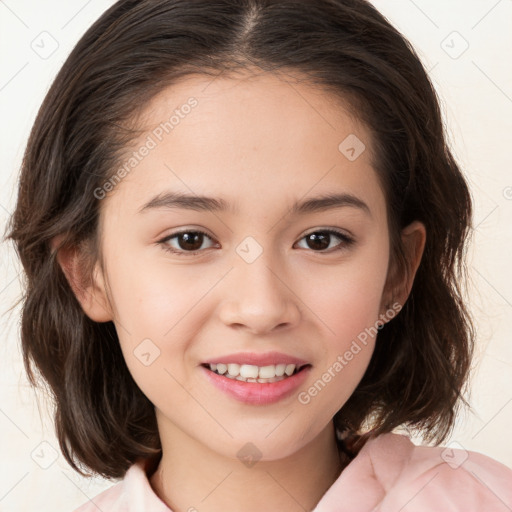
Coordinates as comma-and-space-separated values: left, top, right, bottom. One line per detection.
160, 230, 216, 255
296, 230, 354, 253
158, 228, 354, 257
175, 232, 205, 251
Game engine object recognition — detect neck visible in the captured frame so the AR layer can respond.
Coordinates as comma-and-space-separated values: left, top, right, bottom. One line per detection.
149, 421, 348, 512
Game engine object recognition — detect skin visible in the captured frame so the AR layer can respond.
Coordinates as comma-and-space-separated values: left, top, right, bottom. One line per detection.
55, 69, 426, 512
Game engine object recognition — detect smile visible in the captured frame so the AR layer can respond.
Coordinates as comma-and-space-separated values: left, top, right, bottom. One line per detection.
203, 362, 307, 383
200, 363, 312, 405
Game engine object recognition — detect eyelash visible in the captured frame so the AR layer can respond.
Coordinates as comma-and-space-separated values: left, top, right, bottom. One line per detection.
157, 228, 355, 256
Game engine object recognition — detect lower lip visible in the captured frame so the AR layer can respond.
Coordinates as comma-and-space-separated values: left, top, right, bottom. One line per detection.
200, 365, 312, 405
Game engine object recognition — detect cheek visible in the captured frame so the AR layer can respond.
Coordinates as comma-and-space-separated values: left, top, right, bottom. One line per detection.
105, 248, 211, 336
107, 257, 196, 408
304, 279, 379, 400
326, 269, 386, 348
298, 240, 389, 346
105, 251, 225, 393
296, 262, 385, 423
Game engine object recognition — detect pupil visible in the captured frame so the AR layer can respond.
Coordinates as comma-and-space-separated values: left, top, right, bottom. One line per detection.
308, 232, 329, 250
179, 232, 202, 251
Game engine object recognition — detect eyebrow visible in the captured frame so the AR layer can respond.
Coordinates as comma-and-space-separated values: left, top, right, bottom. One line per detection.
138, 191, 371, 217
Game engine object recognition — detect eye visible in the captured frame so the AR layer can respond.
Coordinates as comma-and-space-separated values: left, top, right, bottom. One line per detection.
159, 229, 217, 256
295, 229, 355, 253
158, 228, 355, 256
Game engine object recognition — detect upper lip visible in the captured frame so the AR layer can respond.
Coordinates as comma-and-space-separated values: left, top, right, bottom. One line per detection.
202, 351, 310, 368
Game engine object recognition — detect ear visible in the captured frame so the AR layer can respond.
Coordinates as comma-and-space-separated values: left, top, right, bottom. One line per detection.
380, 220, 426, 318
51, 234, 113, 323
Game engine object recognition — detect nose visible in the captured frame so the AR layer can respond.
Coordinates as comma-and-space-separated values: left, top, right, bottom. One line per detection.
218, 254, 301, 334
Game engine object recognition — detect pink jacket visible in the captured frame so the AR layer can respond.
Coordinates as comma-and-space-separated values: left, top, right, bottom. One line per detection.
73, 433, 512, 511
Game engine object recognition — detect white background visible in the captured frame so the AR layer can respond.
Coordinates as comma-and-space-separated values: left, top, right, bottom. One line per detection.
1, 0, 511, 511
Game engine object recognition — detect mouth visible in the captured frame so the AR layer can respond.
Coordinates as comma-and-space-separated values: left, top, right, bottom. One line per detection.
200, 362, 312, 384
200, 361, 313, 405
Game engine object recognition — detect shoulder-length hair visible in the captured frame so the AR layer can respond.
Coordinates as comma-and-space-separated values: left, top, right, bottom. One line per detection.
5, 0, 475, 479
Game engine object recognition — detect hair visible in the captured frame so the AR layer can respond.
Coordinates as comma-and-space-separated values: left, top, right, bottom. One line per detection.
5, 0, 475, 480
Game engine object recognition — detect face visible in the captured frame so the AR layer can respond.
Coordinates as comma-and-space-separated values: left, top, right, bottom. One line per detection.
86, 70, 403, 461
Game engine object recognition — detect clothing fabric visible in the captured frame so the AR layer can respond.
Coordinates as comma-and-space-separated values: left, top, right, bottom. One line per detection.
72, 432, 512, 511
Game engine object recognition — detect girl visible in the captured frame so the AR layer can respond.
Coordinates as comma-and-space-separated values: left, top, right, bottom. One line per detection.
5, 0, 512, 511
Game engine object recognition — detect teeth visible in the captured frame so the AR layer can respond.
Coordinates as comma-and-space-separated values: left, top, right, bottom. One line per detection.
275, 364, 286, 377
240, 364, 259, 378
227, 363, 240, 376
284, 364, 296, 376
258, 365, 276, 379
208, 362, 301, 381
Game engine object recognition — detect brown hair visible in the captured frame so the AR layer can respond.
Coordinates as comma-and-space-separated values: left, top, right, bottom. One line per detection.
5, 0, 475, 479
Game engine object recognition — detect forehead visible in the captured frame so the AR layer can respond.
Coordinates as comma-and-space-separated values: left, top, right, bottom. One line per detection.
102, 70, 385, 221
